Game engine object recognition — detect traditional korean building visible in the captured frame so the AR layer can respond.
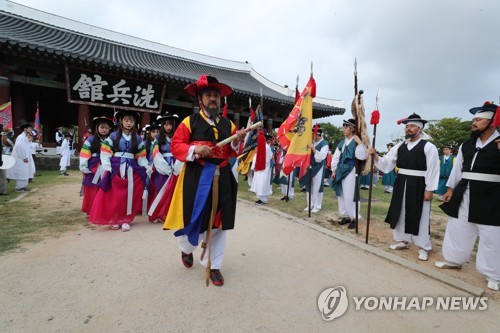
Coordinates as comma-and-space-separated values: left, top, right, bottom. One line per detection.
0, 0, 344, 150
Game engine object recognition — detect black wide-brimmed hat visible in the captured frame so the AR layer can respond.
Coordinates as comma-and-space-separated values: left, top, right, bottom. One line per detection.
184, 74, 233, 97
92, 116, 114, 129
469, 101, 498, 115
343, 119, 356, 128
399, 113, 428, 126
265, 133, 273, 140
155, 112, 179, 124
115, 110, 141, 122
442, 144, 453, 149
386, 142, 395, 147
17, 119, 33, 129
148, 123, 161, 131
63, 132, 72, 138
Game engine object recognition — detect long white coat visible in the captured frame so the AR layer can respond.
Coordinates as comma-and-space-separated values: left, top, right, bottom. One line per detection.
250, 143, 273, 197
59, 138, 71, 169
6, 132, 34, 181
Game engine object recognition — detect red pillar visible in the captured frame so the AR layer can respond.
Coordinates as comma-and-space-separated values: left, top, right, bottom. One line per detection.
0, 76, 10, 106
141, 112, 151, 129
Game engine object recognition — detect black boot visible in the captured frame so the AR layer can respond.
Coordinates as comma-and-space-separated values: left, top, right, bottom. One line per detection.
339, 217, 351, 225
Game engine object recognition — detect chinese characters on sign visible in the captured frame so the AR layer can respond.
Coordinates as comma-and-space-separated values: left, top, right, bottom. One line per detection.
66, 66, 165, 113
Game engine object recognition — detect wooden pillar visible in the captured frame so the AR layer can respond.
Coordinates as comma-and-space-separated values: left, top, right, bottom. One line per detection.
233, 112, 240, 129
0, 76, 10, 105
267, 118, 274, 134
77, 104, 90, 151
10, 82, 26, 135
141, 112, 151, 129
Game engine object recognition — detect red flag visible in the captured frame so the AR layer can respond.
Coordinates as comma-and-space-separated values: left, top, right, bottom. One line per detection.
254, 130, 266, 171
0, 101, 13, 130
295, 86, 300, 104
250, 107, 255, 122
277, 75, 316, 177
35, 104, 41, 132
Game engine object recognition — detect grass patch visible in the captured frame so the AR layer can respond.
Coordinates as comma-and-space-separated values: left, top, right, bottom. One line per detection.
0, 170, 87, 254
237, 174, 452, 247
0, 170, 455, 256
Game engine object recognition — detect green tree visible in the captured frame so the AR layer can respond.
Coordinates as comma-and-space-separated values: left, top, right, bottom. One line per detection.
426, 117, 471, 152
317, 122, 344, 148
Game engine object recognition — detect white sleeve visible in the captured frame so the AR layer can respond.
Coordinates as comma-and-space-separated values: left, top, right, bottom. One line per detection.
153, 154, 172, 175
355, 143, 368, 161
100, 137, 113, 172
424, 143, 440, 192
314, 143, 329, 163
446, 145, 463, 189
374, 143, 400, 173
331, 148, 341, 171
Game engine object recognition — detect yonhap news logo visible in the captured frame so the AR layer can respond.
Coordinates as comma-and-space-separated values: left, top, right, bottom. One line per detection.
317, 286, 349, 321
318, 286, 488, 321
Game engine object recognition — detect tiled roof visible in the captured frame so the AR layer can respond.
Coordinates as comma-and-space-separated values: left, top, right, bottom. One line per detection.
0, 11, 344, 117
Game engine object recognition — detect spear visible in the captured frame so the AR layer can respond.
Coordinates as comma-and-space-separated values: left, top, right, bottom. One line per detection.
353, 58, 360, 233
365, 87, 381, 244
307, 62, 314, 218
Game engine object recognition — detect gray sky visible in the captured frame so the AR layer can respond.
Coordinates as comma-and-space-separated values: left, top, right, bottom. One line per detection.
10, 0, 500, 149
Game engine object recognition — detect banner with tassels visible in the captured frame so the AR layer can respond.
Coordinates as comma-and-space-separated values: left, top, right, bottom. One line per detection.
236, 104, 263, 175
277, 74, 316, 178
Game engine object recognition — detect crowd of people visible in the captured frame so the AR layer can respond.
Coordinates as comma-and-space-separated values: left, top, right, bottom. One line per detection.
2, 74, 498, 291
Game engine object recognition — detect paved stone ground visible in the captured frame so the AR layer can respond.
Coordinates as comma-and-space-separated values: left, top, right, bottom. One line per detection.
0, 198, 498, 332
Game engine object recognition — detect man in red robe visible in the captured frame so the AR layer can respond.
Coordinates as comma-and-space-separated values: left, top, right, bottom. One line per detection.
164, 74, 245, 286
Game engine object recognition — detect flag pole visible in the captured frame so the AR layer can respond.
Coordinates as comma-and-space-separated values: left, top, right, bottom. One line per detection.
353, 58, 360, 234
366, 88, 381, 244
308, 165, 312, 217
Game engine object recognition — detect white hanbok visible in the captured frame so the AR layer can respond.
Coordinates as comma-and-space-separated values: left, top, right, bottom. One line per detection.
6, 132, 35, 189
250, 143, 273, 202
59, 138, 71, 172
375, 139, 439, 250
441, 131, 500, 281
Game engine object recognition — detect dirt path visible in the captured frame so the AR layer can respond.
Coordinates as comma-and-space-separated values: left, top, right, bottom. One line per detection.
0, 184, 499, 332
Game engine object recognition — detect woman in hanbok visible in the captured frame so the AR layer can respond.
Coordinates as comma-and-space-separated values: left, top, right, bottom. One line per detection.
144, 122, 161, 221
79, 116, 113, 215
148, 113, 180, 222
89, 110, 148, 232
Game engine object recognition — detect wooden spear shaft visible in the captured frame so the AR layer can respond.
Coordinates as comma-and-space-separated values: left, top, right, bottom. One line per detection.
216, 121, 262, 147
365, 124, 377, 244
201, 166, 220, 287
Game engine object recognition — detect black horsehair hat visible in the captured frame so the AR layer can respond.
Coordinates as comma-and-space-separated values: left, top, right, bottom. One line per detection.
115, 109, 141, 121
18, 119, 33, 129
469, 101, 498, 115
148, 123, 161, 131
343, 119, 356, 128
399, 113, 428, 126
155, 112, 179, 124
92, 116, 114, 128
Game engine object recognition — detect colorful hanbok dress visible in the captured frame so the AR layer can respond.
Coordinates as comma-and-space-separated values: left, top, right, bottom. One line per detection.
89, 131, 148, 225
